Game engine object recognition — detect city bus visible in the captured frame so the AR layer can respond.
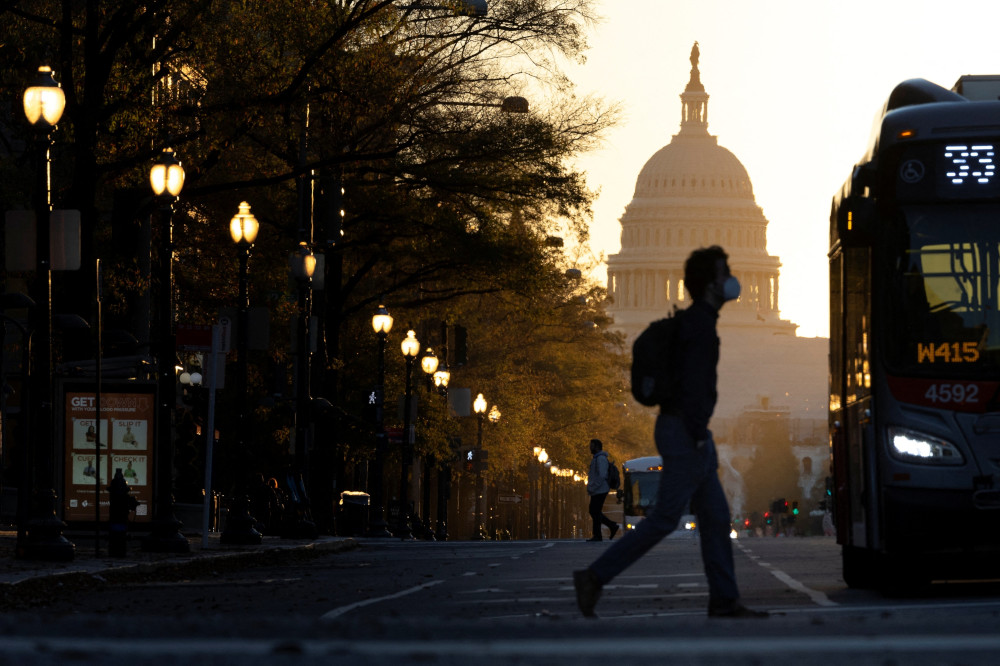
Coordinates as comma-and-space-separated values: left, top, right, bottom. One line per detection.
830, 77, 1000, 588
621, 456, 697, 537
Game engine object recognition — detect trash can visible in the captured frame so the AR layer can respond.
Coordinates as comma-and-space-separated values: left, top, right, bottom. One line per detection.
338, 491, 370, 536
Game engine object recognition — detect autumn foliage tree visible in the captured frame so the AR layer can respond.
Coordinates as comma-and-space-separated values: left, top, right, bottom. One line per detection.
0, 1, 652, 535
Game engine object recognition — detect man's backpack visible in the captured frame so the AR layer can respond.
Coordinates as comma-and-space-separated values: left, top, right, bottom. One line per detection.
630, 316, 678, 407
606, 460, 621, 490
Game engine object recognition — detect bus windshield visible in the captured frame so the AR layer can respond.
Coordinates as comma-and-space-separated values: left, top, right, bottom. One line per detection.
625, 470, 660, 517
886, 203, 1000, 376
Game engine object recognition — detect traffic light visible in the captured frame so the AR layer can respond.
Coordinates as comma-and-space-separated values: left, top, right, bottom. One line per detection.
462, 447, 489, 472
764, 511, 772, 525
792, 501, 799, 516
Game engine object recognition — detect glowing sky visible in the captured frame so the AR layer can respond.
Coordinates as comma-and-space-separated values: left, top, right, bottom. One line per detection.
568, 0, 1000, 338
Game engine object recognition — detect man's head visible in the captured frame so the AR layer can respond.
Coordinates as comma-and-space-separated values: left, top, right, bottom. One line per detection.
589, 438, 603, 455
684, 246, 729, 300
685, 246, 739, 309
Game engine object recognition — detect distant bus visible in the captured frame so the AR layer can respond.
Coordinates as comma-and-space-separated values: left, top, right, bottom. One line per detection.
830, 77, 1000, 589
621, 456, 697, 537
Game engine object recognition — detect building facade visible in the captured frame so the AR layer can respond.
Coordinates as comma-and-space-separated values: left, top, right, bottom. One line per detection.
606, 44, 828, 521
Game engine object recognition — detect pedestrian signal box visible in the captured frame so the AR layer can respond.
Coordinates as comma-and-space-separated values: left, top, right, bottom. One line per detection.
463, 448, 488, 472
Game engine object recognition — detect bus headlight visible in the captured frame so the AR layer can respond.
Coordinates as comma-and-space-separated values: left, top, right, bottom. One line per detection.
888, 426, 964, 465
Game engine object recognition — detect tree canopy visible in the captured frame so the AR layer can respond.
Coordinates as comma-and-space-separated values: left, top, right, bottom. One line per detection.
0, 1, 654, 527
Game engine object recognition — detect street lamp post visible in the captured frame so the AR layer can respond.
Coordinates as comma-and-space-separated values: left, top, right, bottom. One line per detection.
367, 305, 393, 537
544, 460, 553, 538
19, 65, 74, 561
486, 404, 500, 537
418, 347, 438, 540
289, 242, 316, 473
287, 242, 318, 539
534, 448, 547, 539
397, 329, 420, 539
432, 360, 450, 541
4, 295, 35, 554
221, 201, 262, 545
552, 465, 561, 538
143, 148, 190, 553
473, 392, 487, 540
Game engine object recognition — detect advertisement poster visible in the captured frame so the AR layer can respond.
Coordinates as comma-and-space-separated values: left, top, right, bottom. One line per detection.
63, 390, 155, 522
114, 419, 148, 451
70, 417, 111, 450
70, 453, 109, 486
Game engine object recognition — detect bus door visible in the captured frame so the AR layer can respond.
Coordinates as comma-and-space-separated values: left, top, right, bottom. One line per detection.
830, 245, 879, 552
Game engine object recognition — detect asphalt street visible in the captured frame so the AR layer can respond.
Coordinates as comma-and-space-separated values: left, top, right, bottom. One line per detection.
3, 535, 1000, 665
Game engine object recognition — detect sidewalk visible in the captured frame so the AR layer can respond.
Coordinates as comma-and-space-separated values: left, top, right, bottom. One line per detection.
0, 528, 357, 591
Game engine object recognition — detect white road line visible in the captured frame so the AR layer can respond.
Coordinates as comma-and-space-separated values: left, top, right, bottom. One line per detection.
552, 583, 673, 591
466, 592, 709, 605
6, 634, 1000, 658
320, 580, 444, 620
596, 598, 1000, 620
768, 568, 837, 606
773, 599, 1000, 615
508, 572, 702, 583
484, 596, 1000, 621
737, 542, 837, 607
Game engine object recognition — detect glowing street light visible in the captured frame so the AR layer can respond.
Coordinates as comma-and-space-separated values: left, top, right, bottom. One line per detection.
396, 329, 421, 538
222, 201, 262, 545
367, 305, 393, 537
19, 65, 73, 561
143, 147, 189, 553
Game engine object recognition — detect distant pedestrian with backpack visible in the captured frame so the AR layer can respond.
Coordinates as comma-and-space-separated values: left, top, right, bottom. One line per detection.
573, 246, 767, 619
586, 439, 619, 542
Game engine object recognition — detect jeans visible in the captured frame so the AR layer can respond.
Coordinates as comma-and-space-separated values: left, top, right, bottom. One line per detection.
589, 492, 617, 538
589, 414, 739, 603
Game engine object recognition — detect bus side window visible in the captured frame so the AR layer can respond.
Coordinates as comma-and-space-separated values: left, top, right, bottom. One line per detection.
830, 251, 844, 413
845, 247, 872, 401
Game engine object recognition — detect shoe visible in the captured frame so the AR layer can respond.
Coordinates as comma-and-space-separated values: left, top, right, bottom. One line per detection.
573, 569, 603, 617
707, 599, 769, 618
609, 524, 619, 540
586, 536, 602, 542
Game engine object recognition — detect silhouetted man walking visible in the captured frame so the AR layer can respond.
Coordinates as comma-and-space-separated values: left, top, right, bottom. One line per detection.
586, 439, 618, 542
573, 246, 767, 619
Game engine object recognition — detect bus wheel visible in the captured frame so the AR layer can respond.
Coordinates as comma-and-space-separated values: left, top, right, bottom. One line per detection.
842, 546, 878, 589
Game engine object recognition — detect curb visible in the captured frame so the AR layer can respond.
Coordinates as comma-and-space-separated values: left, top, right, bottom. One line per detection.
0, 538, 359, 610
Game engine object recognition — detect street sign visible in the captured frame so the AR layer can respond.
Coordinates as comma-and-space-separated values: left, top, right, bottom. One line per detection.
499, 495, 522, 504
176, 324, 213, 351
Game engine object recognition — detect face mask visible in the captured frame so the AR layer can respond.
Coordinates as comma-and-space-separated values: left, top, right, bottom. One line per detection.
722, 275, 741, 302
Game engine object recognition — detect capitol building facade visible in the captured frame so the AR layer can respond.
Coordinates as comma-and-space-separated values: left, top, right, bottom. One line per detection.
606, 45, 829, 520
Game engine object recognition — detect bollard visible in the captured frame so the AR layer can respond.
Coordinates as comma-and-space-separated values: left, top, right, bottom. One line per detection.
108, 468, 138, 557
